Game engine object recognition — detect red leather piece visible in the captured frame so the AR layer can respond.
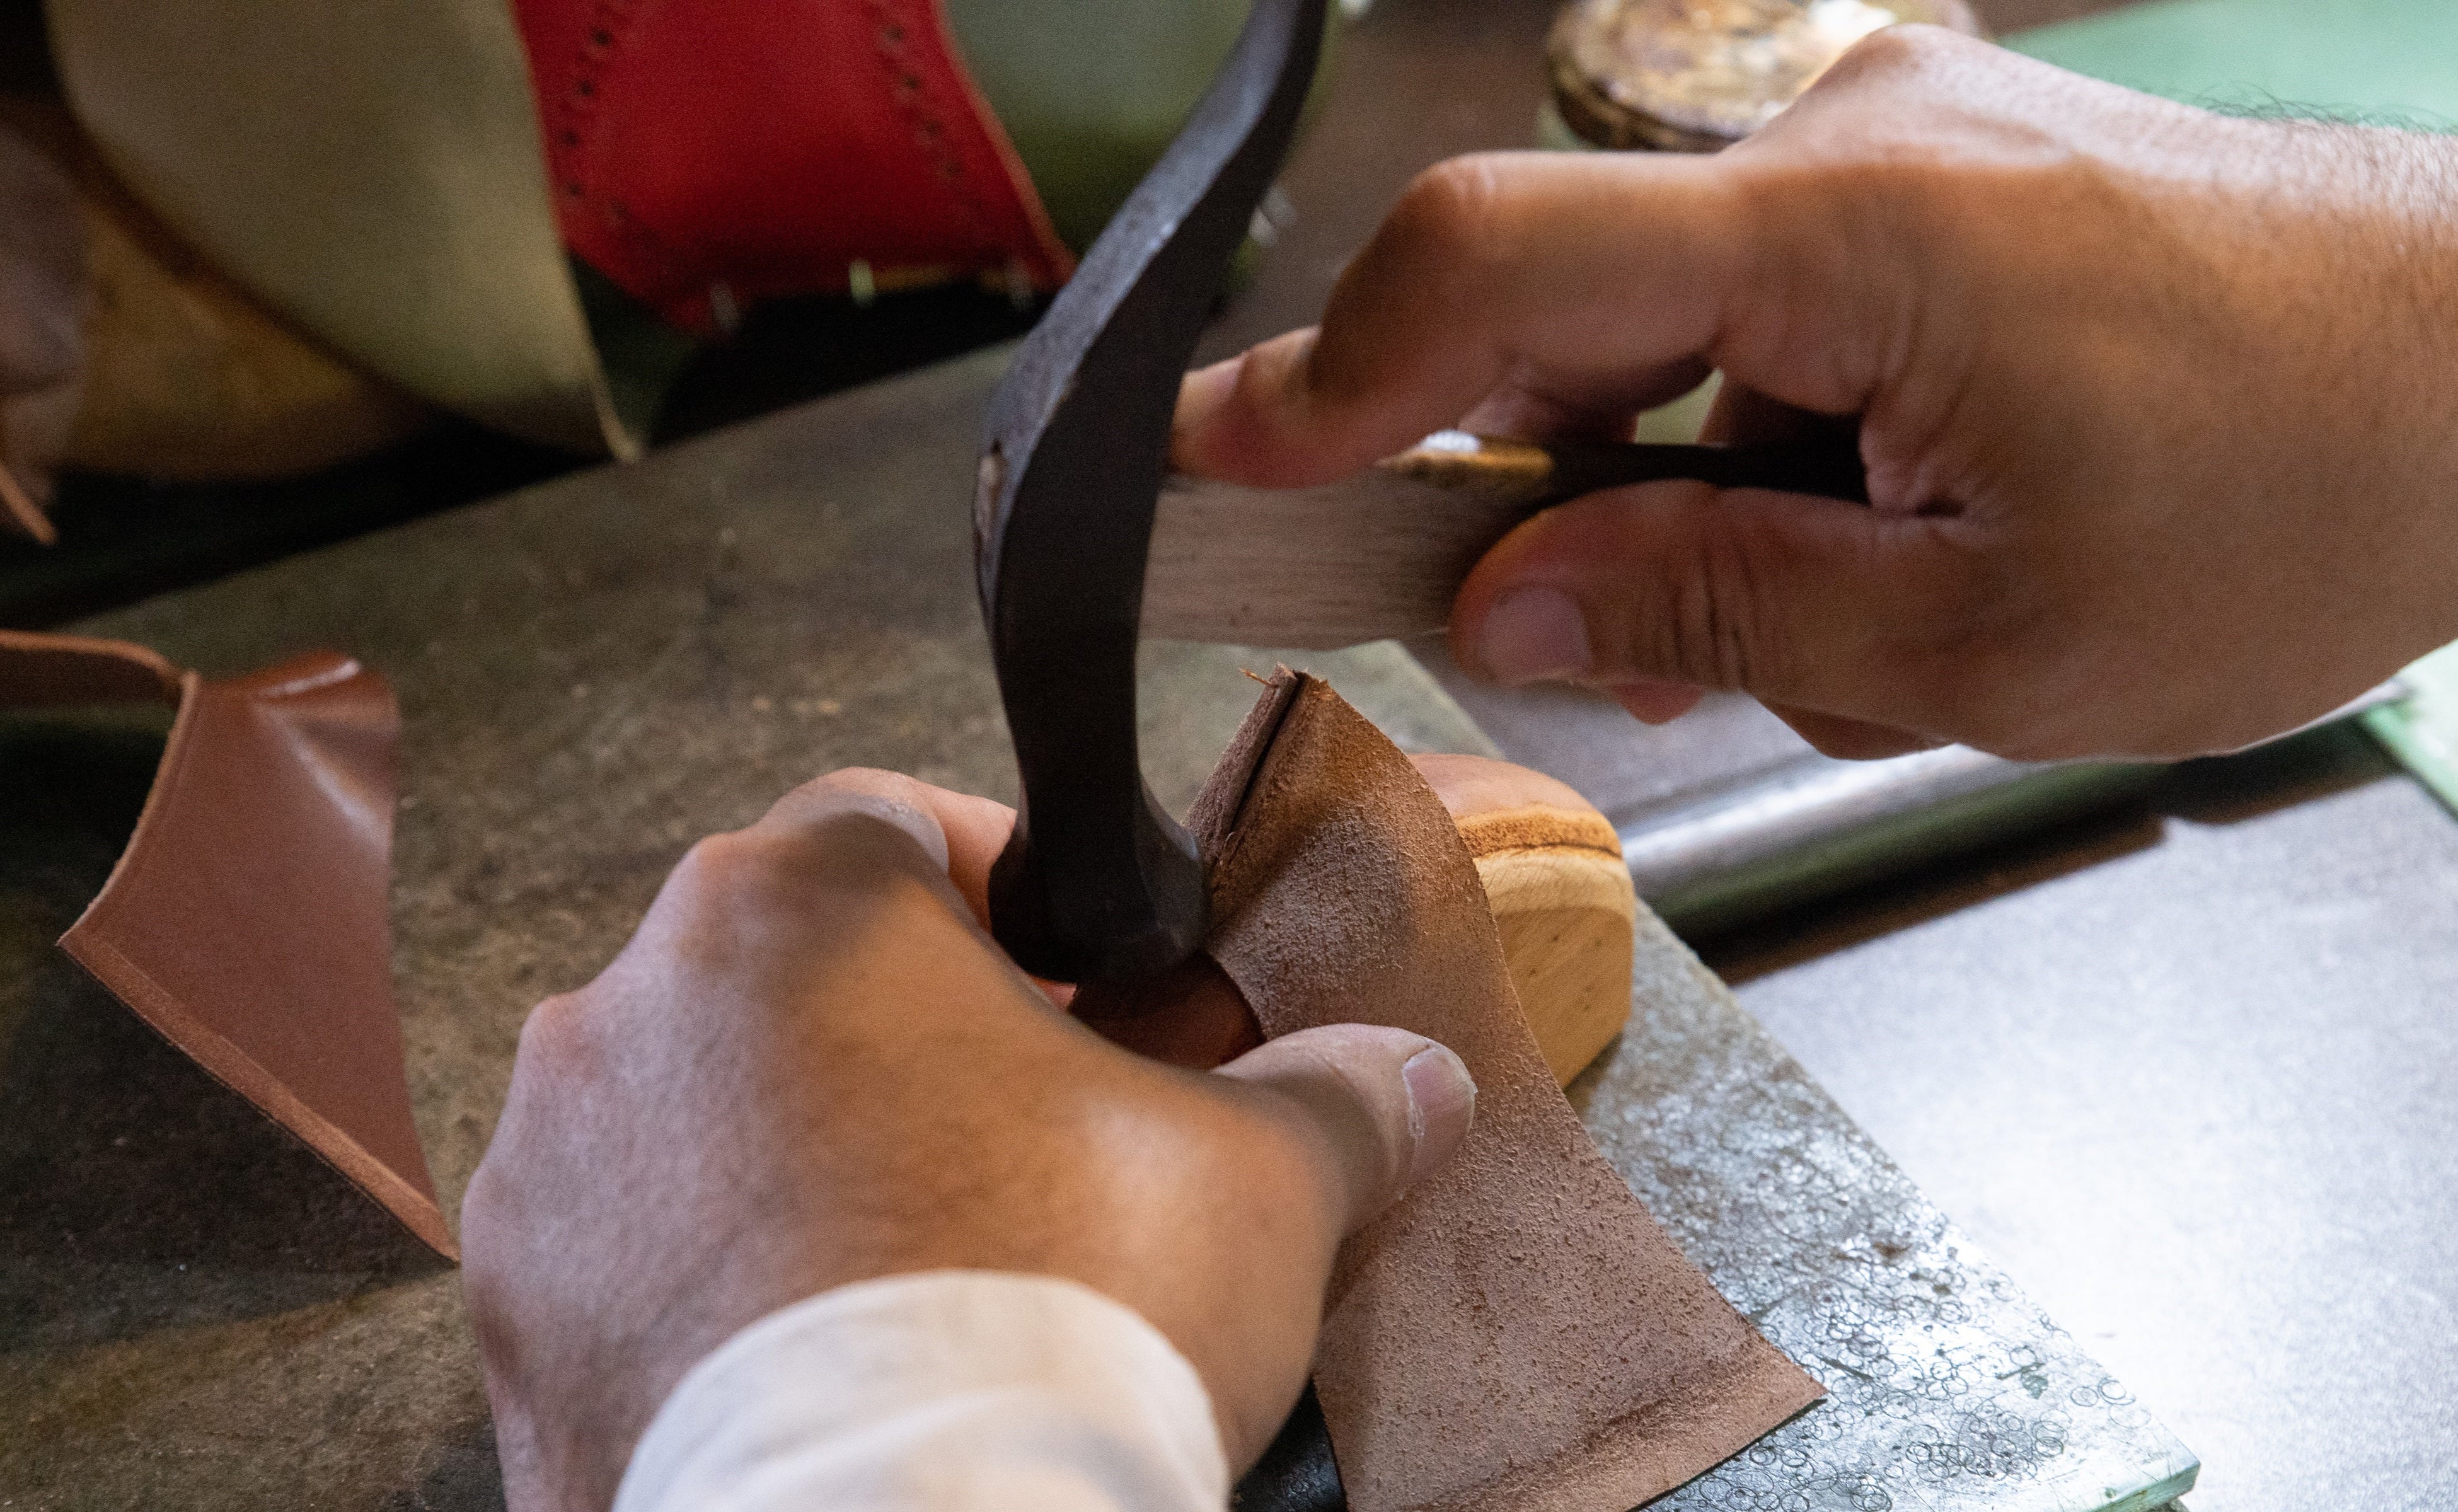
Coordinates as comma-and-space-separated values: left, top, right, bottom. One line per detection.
515, 0, 1075, 333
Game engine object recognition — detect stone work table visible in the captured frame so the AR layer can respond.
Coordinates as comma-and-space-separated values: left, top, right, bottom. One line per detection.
2, 346, 2186, 1509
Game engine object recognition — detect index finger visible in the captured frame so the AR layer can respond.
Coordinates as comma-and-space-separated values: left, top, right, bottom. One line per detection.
1171, 151, 1748, 487
756, 769, 1018, 931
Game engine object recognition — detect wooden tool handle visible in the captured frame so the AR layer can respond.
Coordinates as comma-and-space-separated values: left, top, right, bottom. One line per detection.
1145, 431, 1865, 650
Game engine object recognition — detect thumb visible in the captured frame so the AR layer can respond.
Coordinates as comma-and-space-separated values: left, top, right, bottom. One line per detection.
1213, 1025, 1476, 1232
1451, 480, 1982, 737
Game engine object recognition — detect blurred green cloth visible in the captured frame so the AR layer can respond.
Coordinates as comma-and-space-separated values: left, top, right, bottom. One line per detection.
2010, 0, 2458, 127
948, 0, 1250, 254
947, 0, 1359, 252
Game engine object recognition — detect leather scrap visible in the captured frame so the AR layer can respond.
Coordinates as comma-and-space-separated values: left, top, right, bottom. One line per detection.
2, 629, 451, 1259
513, 0, 1074, 334
0, 95, 434, 488
0, 113, 88, 543
49, 0, 622, 456
1191, 671, 1820, 1512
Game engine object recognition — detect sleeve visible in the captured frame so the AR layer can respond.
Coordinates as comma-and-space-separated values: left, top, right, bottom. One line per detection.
612, 1269, 1232, 1512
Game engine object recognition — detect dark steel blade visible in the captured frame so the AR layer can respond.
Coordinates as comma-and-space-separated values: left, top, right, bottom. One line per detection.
975, 0, 1331, 986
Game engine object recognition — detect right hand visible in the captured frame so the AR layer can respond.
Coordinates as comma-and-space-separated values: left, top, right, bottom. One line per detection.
1175, 27, 2458, 761
461, 770, 1477, 1512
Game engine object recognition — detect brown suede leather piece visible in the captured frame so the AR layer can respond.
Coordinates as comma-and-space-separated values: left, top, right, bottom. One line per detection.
1191, 672, 1820, 1512
3, 629, 451, 1257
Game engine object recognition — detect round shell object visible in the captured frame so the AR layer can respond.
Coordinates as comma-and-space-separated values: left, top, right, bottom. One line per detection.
1549, 0, 1983, 152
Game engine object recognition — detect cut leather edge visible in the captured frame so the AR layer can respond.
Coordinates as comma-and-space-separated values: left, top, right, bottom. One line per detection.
21, 636, 456, 1259
60, 930, 458, 1261
0, 627, 182, 703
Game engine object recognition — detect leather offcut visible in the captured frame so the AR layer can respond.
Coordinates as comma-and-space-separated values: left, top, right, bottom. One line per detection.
3, 629, 451, 1259
1190, 671, 1820, 1512
514, 0, 1074, 333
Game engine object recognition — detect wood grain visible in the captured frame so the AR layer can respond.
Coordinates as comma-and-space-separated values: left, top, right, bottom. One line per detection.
1143, 469, 1513, 649
1417, 753, 1636, 1086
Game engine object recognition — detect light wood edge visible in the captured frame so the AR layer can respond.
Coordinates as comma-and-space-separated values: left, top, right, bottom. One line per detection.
1461, 817, 1636, 1088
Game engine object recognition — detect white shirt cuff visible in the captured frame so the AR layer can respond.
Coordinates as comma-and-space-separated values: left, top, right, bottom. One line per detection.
614, 1269, 1232, 1512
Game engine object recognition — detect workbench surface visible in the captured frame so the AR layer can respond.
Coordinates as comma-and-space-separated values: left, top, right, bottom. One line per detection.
1, 333, 2188, 1512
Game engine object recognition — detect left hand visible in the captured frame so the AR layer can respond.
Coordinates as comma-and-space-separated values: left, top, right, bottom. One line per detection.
460, 769, 1477, 1512
1170, 30, 2458, 761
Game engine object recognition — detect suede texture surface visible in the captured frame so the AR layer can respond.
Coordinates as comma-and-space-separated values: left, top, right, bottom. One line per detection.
1187, 671, 1820, 1512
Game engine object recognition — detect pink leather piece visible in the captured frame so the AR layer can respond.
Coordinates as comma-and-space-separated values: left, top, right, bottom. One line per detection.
0, 629, 451, 1259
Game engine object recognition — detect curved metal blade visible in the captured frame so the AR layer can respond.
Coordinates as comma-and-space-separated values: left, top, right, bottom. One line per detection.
976, 0, 1330, 986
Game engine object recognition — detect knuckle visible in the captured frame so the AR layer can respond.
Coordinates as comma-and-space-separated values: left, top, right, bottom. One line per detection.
786, 766, 916, 811
1644, 525, 1775, 691
511, 991, 582, 1072
502, 991, 613, 1122
672, 829, 750, 889
1818, 20, 1950, 91
1383, 155, 1508, 279
665, 834, 824, 966
754, 777, 950, 882
670, 829, 793, 912
816, 764, 899, 788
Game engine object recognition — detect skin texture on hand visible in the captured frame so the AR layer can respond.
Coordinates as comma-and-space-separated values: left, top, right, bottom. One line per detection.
460, 770, 1476, 1512
1174, 27, 2458, 761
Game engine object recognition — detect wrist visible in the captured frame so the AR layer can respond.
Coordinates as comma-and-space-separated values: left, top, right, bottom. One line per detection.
2330, 125, 2458, 657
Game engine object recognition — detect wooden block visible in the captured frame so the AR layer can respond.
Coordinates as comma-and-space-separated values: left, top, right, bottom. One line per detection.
1076, 753, 1636, 1090
1415, 754, 1636, 1086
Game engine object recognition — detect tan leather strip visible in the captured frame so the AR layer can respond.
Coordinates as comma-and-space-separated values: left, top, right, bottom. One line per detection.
1191, 672, 1818, 1512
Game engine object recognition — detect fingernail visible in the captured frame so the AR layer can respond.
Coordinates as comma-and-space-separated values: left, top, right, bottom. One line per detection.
1477, 586, 1592, 685
1400, 1044, 1476, 1186
1607, 677, 1704, 725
